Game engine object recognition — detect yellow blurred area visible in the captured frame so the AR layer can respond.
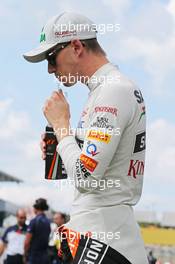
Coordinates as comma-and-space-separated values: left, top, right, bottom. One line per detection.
141, 226, 175, 246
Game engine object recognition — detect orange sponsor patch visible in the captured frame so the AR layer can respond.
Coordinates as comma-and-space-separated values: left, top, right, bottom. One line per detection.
58, 226, 92, 259
80, 154, 98, 172
87, 130, 111, 143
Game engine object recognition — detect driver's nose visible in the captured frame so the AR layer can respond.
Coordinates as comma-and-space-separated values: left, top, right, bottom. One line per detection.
48, 62, 56, 74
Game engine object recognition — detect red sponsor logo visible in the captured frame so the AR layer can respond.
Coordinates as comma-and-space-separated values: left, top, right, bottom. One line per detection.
127, 160, 144, 179
80, 154, 98, 172
94, 106, 118, 116
55, 30, 77, 37
45, 139, 57, 145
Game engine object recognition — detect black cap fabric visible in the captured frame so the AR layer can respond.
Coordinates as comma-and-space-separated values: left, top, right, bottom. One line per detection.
33, 198, 49, 211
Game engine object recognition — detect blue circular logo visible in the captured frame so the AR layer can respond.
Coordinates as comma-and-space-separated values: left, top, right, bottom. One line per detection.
87, 144, 97, 155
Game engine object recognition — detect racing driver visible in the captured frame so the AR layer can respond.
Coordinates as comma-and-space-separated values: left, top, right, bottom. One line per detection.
23, 12, 148, 264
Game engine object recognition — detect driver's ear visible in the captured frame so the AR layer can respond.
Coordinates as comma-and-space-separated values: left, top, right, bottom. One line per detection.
71, 40, 84, 56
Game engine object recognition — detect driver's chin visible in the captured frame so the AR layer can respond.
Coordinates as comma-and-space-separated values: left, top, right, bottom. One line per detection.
59, 76, 77, 87
57, 73, 78, 87
63, 80, 77, 87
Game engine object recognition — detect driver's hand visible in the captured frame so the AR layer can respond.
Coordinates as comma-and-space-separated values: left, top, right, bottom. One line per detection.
40, 133, 46, 160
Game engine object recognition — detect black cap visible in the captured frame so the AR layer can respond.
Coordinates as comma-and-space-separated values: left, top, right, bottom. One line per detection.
33, 198, 49, 211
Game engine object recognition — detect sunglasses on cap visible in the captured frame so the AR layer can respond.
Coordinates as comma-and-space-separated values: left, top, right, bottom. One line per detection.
46, 41, 85, 67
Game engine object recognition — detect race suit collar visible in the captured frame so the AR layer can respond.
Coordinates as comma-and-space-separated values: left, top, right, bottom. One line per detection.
86, 62, 117, 92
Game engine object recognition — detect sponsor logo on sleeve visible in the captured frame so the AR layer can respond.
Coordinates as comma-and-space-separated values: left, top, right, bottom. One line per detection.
86, 143, 99, 157
76, 159, 91, 179
80, 154, 98, 172
91, 117, 114, 129
133, 131, 146, 153
94, 106, 118, 116
134, 90, 144, 104
87, 130, 111, 143
127, 160, 144, 179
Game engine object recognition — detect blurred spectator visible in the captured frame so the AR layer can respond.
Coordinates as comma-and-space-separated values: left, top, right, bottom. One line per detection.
148, 251, 157, 264
53, 213, 66, 227
24, 198, 51, 264
0, 209, 27, 264
49, 213, 66, 264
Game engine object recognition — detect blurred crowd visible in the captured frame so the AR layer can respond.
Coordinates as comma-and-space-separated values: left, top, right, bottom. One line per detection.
0, 199, 172, 264
0, 198, 67, 264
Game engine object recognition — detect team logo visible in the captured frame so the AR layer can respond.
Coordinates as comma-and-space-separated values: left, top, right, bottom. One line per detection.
86, 143, 99, 157
80, 154, 98, 172
87, 130, 111, 144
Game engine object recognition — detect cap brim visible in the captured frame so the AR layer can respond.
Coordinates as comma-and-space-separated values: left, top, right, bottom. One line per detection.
23, 43, 58, 63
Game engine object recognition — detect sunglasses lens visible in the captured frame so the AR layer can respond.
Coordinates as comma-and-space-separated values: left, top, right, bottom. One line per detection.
50, 57, 55, 66
47, 55, 55, 66
47, 43, 69, 66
